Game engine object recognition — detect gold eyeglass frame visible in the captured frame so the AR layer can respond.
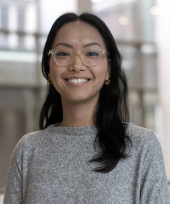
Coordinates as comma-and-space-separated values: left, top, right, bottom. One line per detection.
48, 48, 110, 67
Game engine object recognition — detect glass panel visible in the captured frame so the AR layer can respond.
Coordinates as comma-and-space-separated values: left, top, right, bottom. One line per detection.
25, 35, 36, 51
18, 35, 25, 50
143, 92, 158, 132
39, 36, 46, 52
0, 33, 8, 49
0, 32, 36, 51
140, 0, 156, 42
129, 90, 143, 126
0, 57, 37, 86
39, 0, 77, 33
0, 88, 37, 191
1, 4, 8, 29
141, 46, 157, 89
92, 0, 139, 41
18, 6, 25, 31
117, 45, 141, 89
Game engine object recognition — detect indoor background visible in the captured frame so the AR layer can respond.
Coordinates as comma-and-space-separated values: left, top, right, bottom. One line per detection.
0, 0, 170, 201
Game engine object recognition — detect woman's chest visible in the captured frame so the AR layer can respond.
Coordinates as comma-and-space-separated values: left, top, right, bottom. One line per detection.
24, 149, 138, 204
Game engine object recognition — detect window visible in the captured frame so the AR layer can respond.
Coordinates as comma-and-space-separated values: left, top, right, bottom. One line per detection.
1, 4, 8, 29
18, 6, 25, 31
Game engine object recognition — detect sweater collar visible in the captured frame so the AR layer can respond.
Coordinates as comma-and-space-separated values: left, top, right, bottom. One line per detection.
46, 123, 98, 136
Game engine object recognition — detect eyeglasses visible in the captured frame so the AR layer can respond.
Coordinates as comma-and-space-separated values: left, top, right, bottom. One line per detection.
48, 48, 110, 67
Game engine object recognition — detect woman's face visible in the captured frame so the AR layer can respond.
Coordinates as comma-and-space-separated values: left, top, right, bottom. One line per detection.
48, 20, 111, 104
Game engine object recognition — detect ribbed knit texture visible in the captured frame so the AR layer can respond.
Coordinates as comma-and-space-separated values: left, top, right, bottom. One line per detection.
4, 123, 170, 204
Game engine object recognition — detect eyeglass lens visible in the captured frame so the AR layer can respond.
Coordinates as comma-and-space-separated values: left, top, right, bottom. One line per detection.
53, 49, 101, 66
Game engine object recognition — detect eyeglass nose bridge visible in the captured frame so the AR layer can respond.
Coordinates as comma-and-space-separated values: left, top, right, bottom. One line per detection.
70, 50, 86, 66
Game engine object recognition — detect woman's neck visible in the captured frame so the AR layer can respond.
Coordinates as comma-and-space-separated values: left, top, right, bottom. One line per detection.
58, 99, 97, 127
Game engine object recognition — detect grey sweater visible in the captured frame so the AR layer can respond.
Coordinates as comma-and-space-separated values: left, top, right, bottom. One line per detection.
3, 123, 170, 204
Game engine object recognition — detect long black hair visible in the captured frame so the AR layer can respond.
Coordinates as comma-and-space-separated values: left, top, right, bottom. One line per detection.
40, 12, 132, 173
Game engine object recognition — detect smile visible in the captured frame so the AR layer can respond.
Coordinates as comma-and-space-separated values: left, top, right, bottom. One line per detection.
67, 78, 89, 83
65, 78, 90, 86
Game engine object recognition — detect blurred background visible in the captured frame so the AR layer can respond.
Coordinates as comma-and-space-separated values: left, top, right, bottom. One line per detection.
0, 0, 170, 201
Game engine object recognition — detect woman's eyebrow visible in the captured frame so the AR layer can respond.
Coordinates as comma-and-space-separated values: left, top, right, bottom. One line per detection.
55, 43, 73, 48
55, 42, 101, 48
83, 42, 101, 48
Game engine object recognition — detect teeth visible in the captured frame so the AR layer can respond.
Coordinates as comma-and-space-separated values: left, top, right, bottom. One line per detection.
68, 79, 88, 84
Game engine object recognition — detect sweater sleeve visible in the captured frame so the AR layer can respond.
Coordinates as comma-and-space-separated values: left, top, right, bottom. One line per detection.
3, 138, 24, 204
139, 132, 170, 204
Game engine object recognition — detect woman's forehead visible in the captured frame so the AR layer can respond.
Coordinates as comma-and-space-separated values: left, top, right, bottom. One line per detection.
52, 21, 106, 49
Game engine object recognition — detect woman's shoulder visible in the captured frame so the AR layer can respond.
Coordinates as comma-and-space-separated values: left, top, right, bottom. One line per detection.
124, 124, 170, 203
13, 126, 54, 154
20, 124, 57, 142
19, 128, 48, 143
126, 123, 159, 145
126, 123, 155, 139
125, 123, 162, 157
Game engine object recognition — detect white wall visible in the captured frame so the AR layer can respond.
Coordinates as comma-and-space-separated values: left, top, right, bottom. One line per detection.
39, 0, 77, 34
156, 0, 170, 180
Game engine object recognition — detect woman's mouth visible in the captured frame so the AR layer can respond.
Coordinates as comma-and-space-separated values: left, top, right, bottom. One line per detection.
65, 78, 90, 86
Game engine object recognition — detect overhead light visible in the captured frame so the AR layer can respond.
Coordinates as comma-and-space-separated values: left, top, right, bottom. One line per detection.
150, 6, 160, 15
118, 16, 129, 25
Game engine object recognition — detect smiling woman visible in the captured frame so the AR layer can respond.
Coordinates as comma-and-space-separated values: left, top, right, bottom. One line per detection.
46, 20, 111, 114
3, 12, 170, 204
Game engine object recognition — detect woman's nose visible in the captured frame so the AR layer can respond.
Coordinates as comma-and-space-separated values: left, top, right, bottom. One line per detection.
68, 53, 86, 72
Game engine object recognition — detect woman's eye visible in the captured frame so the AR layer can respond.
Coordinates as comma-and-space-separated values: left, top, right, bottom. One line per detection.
87, 52, 99, 56
57, 52, 70, 56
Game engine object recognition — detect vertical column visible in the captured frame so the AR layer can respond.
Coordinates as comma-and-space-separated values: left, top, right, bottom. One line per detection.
35, 0, 42, 130
137, 0, 145, 127
77, 0, 92, 14
156, 0, 170, 180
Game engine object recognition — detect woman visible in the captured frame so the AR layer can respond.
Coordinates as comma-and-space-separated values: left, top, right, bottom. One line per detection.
4, 12, 170, 204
